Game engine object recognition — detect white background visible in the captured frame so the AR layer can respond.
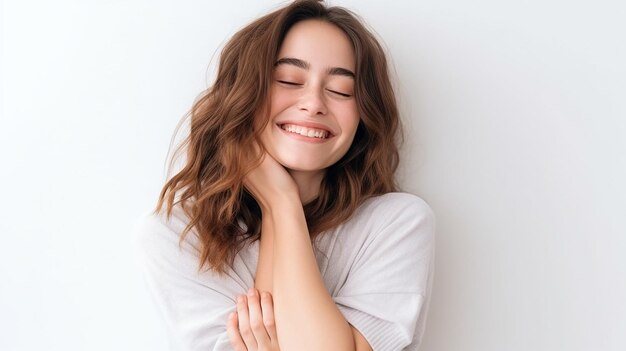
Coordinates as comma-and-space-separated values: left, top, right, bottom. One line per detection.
1, 0, 625, 350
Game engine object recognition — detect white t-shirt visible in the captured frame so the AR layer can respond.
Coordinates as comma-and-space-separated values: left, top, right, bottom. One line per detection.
131, 191, 436, 351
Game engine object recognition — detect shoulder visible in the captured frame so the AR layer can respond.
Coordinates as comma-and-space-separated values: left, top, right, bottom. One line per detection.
364, 191, 434, 212
332, 192, 436, 252
358, 192, 436, 230
359, 192, 436, 251
130, 204, 200, 263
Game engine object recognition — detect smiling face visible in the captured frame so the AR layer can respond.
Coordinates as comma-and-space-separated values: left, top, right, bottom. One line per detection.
258, 19, 359, 178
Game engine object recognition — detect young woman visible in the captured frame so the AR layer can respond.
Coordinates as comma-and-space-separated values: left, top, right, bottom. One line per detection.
132, 1, 436, 350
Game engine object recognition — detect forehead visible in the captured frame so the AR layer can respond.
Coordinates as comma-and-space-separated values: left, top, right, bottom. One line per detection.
277, 19, 355, 71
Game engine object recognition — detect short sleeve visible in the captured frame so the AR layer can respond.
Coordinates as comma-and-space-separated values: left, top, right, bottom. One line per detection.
332, 194, 436, 351
130, 209, 247, 351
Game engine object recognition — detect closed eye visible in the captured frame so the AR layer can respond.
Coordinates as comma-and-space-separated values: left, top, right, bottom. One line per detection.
327, 89, 352, 98
277, 80, 302, 86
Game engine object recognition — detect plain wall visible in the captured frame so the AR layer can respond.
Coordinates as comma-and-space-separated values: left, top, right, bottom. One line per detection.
1, 0, 624, 350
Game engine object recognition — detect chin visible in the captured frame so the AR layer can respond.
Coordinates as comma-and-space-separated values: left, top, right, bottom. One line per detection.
273, 152, 328, 172
278, 160, 325, 172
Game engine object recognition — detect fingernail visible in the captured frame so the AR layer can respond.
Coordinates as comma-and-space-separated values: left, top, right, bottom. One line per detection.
237, 295, 244, 303
248, 288, 255, 297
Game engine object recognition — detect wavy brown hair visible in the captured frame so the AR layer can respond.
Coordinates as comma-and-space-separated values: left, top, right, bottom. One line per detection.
153, 0, 404, 276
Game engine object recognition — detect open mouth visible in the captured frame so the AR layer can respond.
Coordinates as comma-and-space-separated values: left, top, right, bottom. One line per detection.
276, 123, 334, 140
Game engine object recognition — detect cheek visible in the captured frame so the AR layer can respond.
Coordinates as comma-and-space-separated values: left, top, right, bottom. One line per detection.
337, 105, 360, 136
258, 91, 289, 136
269, 90, 294, 117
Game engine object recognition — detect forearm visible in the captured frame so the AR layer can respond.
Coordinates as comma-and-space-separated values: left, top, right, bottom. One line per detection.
269, 198, 355, 351
254, 214, 274, 294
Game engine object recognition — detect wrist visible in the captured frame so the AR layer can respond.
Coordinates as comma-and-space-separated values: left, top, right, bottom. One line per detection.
261, 193, 302, 216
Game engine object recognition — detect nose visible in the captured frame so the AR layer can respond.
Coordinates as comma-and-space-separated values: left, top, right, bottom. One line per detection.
298, 86, 328, 116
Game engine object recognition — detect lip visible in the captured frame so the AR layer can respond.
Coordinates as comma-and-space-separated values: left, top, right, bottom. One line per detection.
276, 120, 335, 136
276, 123, 334, 143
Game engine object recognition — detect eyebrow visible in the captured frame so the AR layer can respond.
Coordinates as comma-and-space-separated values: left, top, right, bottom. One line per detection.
274, 57, 355, 78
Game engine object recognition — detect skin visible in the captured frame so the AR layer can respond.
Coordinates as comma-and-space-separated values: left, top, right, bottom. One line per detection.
226, 20, 373, 351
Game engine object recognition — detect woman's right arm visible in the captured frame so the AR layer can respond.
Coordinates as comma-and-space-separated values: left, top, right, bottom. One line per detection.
131, 211, 243, 351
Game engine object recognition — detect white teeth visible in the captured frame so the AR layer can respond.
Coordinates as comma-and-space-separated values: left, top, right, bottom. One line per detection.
280, 124, 329, 139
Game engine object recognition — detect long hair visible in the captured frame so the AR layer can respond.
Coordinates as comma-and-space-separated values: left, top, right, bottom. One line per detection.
154, 0, 404, 275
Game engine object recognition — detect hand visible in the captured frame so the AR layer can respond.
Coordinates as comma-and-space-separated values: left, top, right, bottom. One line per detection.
243, 141, 300, 212
227, 288, 280, 351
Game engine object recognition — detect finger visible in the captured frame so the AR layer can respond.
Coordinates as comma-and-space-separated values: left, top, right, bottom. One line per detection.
246, 288, 271, 345
237, 295, 258, 350
226, 311, 247, 351
260, 291, 278, 342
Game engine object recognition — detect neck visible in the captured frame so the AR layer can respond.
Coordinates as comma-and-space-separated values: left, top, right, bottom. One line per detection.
287, 169, 325, 205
